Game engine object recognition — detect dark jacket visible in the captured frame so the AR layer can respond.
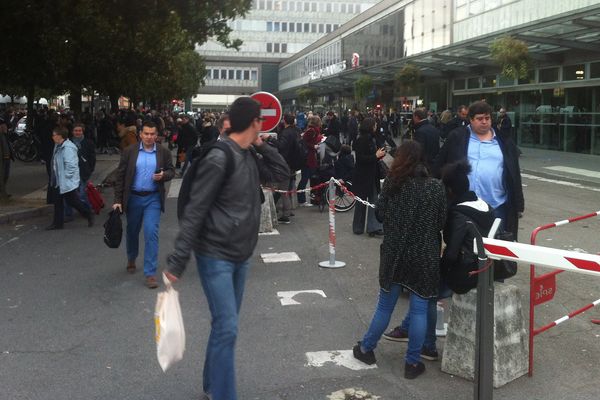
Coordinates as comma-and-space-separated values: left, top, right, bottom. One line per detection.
326, 116, 341, 137
442, 116, 467, 139
113, 143, 175, 213
432, 126, 524, 238
441, 192, 495, 294
201, 125, 220, 146
334, 153, 355, 182
352, 133, 380, 197
73, 137, 96, 182
375, 175, 447, 296
277, 125, 301, 168
413, 119, 440, 169
166, 139, 289, 277
178, 122, 198, 151
348, 116, 359, 144
496, 115, 512, 142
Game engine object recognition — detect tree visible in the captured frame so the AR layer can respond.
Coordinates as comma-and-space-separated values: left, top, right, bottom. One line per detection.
296, 87, 317, 109
490, 36, 532, 80
354, 75, 373, 108
394, 64, 421, 95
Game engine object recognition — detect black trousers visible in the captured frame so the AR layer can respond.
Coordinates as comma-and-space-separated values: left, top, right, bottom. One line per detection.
52, 186, 91, 227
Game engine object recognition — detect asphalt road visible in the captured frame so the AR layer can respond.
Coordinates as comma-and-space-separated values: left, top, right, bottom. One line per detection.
1, 170, 599, 400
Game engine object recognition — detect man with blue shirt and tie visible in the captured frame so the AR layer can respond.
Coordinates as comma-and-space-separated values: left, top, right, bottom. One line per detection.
113, 121, 175, 288
433, 101, 524, 238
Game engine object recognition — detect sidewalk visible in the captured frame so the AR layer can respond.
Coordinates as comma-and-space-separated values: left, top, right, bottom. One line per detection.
0, 154, 120, 225
518, 147, 600, 187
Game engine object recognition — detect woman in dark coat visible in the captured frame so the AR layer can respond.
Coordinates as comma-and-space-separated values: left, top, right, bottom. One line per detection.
352, 140, 447, 380
352, 118, 386, 235
297, 115, 323, 205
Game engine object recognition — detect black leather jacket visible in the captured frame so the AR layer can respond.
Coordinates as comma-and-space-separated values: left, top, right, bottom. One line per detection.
166, 138, 289, 277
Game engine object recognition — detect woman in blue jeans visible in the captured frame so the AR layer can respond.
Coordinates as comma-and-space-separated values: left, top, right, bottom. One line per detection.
352, 140, 446, 379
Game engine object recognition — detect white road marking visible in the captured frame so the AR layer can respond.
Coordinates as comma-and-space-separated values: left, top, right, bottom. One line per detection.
328, 388, 380, 400
521, 173, 600, 193
259, 229, 280, 236
260, 252, 301, 263
544, 166, 600, 179
305, 350, 377, 370
277, 290, 326, 306
167, 178, 182, 198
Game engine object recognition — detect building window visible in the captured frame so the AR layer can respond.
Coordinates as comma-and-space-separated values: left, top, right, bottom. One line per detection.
326, 3, 332, 12
348, 4, 353, 13
289, 22, 295, 32
341, 3, 346, 13
467, 77, 480, 89
259, 0, 265, 9
319, 2, 325, 11
266, 0, 272, 10
318, 24, 324, 33
282, 43, 287, 53
266, 43, 273, 52
297, 22, 302, 32
282, 1, 287, 11
311, 23, 317, 33
326, 24, 332, 33
518, 70, 535, 85
274, 0, 282, 10
454, 79, 466, 90
282, 22, 287, 32
274, 43, 280, 52
333, 3, 339, 12
591, 62, 600, 79
311, 2, 317, 12
267, 21, 273, 31
304, 23, 309, 32
236, 70, 242, 80
539, 67, 559, 83
228, 70, 235, 80
304, 2, 309, 11
244, 70, 250, 80
251, 70, 258, 81
333, 24, 339, 30
482, 75, 496, 88
563, 64, 586, 81
274, 22, 280, 31
221, 69, 227, 79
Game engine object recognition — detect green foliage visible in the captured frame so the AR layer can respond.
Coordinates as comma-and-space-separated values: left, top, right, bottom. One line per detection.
296, 88, 317, 106
394, 64, 420, 94
489, 36, 532, 80
0, 0, 252, 110
354, 75, 373, 103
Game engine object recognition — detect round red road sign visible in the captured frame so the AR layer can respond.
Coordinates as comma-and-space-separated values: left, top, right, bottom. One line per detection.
250, 91, 282, 132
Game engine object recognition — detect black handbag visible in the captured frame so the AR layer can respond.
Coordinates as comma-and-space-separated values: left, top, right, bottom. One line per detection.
103, 210, 123, 248
377, 160, 389, 180
493, 230, 518, 280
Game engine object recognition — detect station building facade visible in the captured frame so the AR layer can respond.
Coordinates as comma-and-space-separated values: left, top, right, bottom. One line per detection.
193, 0, 379, 109
277, 0, 600, 155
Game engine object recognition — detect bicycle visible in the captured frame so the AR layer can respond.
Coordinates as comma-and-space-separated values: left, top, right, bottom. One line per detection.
10, 130, 40, 162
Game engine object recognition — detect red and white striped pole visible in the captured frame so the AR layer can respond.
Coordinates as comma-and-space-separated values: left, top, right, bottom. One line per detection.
319, 178, 346, 269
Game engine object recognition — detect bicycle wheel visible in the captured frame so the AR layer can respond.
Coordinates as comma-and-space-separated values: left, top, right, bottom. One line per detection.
325, 185, 356, 212
14, 137, 37, 162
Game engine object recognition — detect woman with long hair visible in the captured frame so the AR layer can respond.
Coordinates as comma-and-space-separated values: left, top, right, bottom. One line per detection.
352, 117, 386, 235
297, 115, 323, 205
352, 140, 446, 379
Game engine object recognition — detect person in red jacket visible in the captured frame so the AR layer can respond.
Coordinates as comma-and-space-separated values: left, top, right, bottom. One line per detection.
296, 115, 323, 205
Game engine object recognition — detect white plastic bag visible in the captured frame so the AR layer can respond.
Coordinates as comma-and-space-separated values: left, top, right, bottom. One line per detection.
155, 273, 185, 371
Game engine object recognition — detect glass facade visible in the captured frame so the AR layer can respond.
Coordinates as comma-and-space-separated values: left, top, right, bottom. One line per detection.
341, 9, 405, 68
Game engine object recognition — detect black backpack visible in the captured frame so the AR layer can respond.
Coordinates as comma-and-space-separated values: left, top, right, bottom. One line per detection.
324, 134, 341, 153
177, 141, 235, 220
288, 129, 308, 171
103, 210, 123, 248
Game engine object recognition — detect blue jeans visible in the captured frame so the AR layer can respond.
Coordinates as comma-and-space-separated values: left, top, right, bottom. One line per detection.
361, 285, 438, 365
64, 181, 90, 217
297, 167, 315, 204
126, 192, 161, 277
196, 254, 250, 400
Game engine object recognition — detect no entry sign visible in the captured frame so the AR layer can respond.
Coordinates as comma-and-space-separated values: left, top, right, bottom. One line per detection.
251, 91, 282, 132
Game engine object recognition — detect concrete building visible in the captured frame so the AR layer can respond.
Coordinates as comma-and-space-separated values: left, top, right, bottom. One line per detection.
278, 0, 600, 155
193, 0, 380, 109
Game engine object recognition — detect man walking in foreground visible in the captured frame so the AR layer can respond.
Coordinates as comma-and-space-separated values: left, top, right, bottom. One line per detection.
165, 97, 288, 400
112, 121, 175, 288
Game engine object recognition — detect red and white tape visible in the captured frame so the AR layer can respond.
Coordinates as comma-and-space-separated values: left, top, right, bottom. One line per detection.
480, 237, 600, 277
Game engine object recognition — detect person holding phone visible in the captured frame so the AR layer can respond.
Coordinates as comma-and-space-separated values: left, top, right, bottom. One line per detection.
112, 121, 175, 288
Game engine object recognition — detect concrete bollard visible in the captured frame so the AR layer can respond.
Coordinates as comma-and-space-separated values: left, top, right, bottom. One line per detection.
441, 283, 529, 388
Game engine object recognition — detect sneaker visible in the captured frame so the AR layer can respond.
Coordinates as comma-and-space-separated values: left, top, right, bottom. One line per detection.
404, 361, 425, 379
352, 342, 376, 365
383, 326, 408, 342
278, 216, 291, 224
421, 347, 439, 361
300, 202, 313, 207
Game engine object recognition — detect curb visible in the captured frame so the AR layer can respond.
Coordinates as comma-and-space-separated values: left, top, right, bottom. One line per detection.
521, 168, 600, 189
0, 204, 52, 225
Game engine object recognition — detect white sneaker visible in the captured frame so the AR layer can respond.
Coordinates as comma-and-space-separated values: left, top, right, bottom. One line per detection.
300, 203, 314, 207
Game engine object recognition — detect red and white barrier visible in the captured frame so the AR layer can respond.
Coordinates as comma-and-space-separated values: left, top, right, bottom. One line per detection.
527, 210, 600, 376
319, 178, 346, 268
